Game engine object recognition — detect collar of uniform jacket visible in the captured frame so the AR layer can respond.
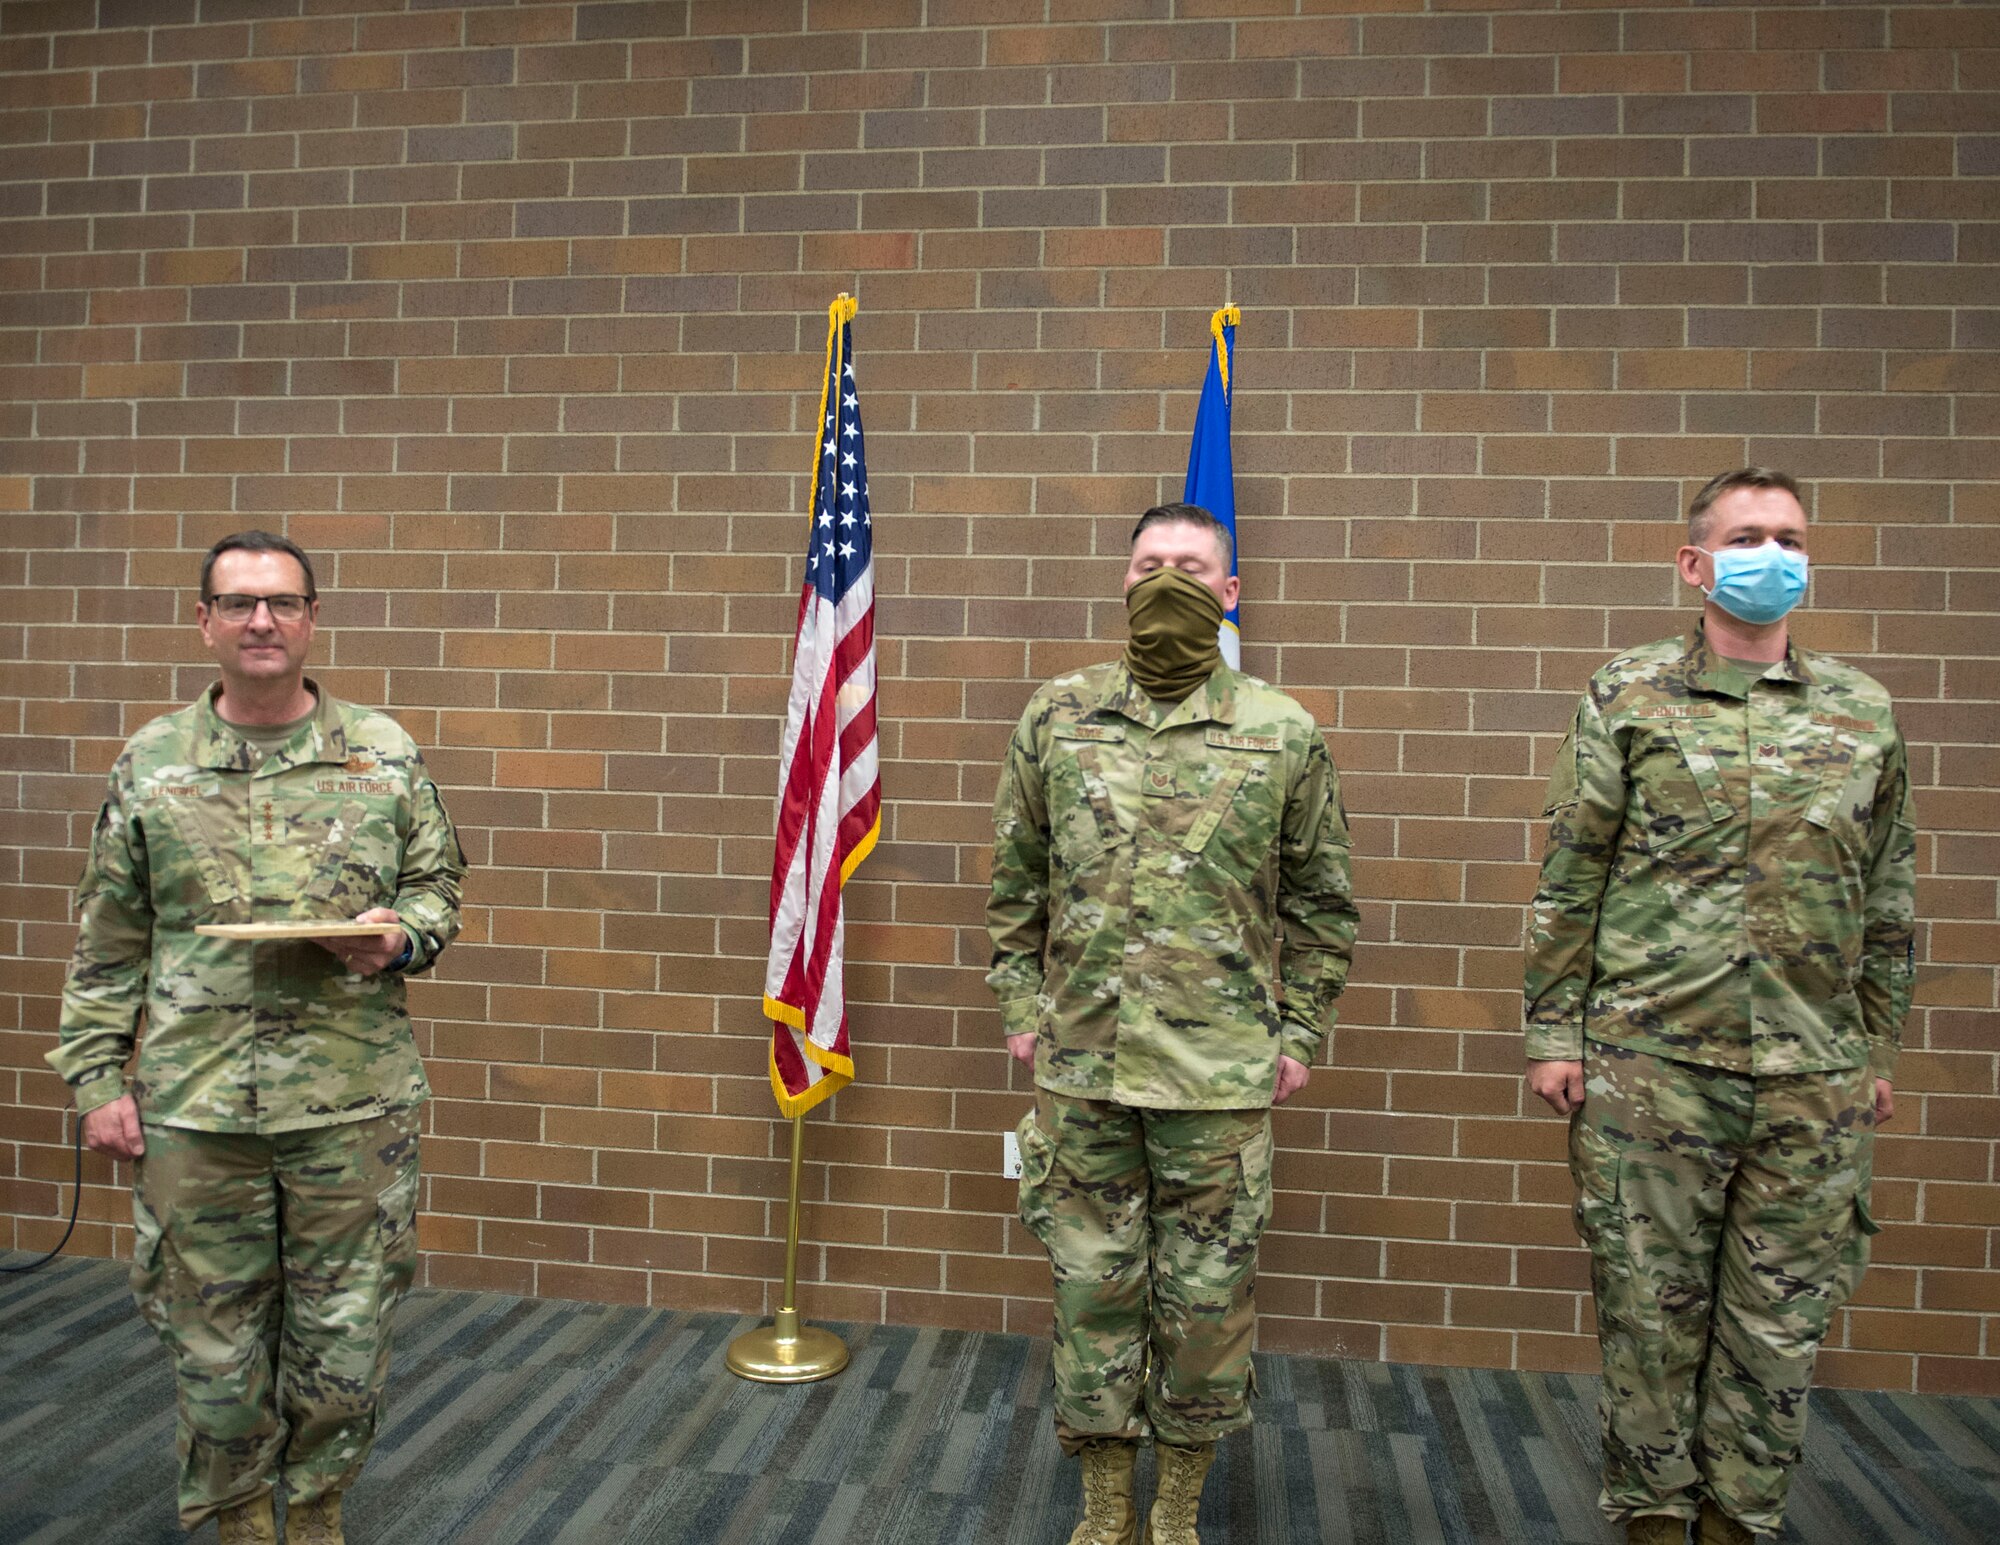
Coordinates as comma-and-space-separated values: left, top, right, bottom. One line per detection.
1094, 660, 1239, 730
1681, 623, 1817, 698
187, 678, 351, 772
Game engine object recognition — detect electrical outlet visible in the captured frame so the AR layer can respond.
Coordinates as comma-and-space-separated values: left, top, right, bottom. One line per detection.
1002, 1131, 1022, 1179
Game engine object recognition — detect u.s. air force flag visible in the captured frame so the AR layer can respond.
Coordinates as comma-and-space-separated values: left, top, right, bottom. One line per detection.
1183, 304, 1240, 667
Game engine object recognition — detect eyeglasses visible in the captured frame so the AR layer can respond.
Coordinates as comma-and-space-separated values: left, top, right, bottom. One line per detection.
207, 593, 313, 623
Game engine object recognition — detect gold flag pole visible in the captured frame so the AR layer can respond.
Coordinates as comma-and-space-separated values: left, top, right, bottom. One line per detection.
726, 1113, 849, 1382
731, 293, 858, 1385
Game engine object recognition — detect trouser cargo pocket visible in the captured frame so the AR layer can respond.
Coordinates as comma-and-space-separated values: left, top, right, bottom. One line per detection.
1015, 1108, 1058, 1244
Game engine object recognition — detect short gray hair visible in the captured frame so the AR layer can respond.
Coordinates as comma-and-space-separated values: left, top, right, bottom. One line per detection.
201, 530, 318, 600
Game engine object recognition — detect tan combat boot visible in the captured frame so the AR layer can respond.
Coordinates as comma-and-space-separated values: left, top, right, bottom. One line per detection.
1143, 1441, 1217, 1545
1626, 1515, 1687, 1545
215, 1493, 278, 1545
1066, 1439, 1140, 1545
1697, 1500, 1755, 1545
290, 1491, 346, 1545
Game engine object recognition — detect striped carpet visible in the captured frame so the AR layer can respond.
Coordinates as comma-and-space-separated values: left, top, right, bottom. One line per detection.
3, 1253, 1995, 1543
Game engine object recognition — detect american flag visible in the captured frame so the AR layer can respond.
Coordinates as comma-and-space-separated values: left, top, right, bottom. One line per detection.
762, 295, 881, 1117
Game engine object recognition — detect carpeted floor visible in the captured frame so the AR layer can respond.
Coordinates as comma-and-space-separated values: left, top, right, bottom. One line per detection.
3, 1252, 1996, 1543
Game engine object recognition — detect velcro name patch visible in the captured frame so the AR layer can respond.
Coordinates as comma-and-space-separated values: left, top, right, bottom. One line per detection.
1206, 730, 1282, 752
1811, 711, 1876, 734
316, 778, 395, 796
1633, 704, 1718, 720
1052, 723, 1125, 743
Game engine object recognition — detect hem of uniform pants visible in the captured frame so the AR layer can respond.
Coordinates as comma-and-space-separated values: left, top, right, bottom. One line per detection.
284, 1476, 350, 1508
1146, 1345, 1256, 1451
179, 1482, 275, 1532
1056, 1419, 1151, 1458
1055, 1407, 1254, 1457
1700, 1486, 1781, 1537
1606, 1505, 1699, 1526
1149, 1408, 1250, 1451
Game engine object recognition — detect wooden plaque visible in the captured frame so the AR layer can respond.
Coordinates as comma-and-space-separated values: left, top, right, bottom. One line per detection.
194, 922, 402, 941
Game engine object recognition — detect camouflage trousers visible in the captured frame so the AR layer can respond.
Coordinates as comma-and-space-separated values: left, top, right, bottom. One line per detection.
1015, 1090, 1272, 1456
131, 1108, 421, 1529
1572, 1043, 1877, 1535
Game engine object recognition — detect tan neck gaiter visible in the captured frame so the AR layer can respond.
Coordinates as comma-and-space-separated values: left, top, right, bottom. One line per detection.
1122, 567, 1225, 702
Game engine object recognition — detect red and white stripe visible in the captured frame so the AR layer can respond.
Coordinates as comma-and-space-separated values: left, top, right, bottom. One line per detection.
762, 532, 880, 1116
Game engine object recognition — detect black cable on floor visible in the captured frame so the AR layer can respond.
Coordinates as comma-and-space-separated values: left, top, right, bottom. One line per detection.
1, 1109, 84, 1274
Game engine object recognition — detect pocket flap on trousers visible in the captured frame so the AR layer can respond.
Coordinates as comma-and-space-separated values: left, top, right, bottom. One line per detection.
1569, 1117, 1621, 1204
1014, 1109, 1056, 1189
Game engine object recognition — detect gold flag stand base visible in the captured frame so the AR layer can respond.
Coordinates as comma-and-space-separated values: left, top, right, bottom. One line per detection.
726, 1307, 848, 1383
726, 1112, 849, 1385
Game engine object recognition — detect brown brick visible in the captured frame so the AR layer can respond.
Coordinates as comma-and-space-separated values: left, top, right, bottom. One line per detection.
0, 0, 1994, 1394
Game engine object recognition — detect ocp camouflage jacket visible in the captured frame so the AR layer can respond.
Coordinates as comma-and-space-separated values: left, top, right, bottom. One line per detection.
1525, 628, 1916, 1081
987, 661, 1357, 1110
50, 683, 465, 1133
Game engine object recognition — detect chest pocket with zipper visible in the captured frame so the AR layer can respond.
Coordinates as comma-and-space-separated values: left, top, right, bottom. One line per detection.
1188, 731, 1284, 885
145, 797, 240, 918
1627, 707, 1734, 852
1804, 712, 1887, 857
1045, 723, 1128, 871
302, 795, 403, 910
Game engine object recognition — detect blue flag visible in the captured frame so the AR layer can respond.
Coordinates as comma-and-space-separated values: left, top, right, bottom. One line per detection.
1183, 305, 1239, 666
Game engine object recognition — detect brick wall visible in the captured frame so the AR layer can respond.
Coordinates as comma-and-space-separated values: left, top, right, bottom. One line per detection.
2, 0, 1996, 1396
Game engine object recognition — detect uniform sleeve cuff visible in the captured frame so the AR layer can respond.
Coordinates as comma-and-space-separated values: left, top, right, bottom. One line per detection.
997, 996, 1040, 1037
1867, 1045, 1898, 1084
390, 912, 446, 975
71, 1073, 127, 1117
1279, 1023, 1321, 1066
1525, 1025, 1585, 1063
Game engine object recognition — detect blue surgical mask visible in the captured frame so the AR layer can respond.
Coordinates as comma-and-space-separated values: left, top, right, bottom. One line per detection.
1702, 541, 1808, 625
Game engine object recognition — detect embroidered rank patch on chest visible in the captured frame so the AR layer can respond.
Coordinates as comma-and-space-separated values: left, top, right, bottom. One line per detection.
1052, 723, 1125, 743
1632, 704, 1718, 720
316, 778, 396, 796
1811, 711, 1877, 735
1206, 730, 1282, 752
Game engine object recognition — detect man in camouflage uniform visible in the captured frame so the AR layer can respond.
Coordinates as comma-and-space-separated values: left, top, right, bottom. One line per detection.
1524, 469, 1915, 1545
49, 532, 465, 1545
988, 504, 1358, 1545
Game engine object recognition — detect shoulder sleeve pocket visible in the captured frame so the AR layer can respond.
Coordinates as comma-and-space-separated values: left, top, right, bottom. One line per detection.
76, 802, 113, 905
1543, 732, 1580, 816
